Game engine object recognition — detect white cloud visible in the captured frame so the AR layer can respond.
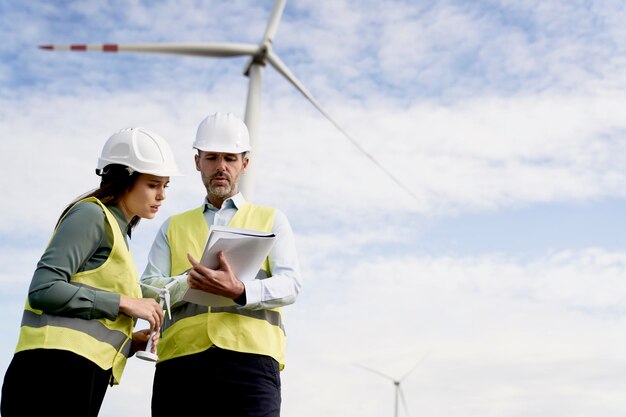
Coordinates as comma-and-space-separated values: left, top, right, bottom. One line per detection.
4, 244, 626, 417
3, 87, 626, 239
273, 247, 626, 417
2, 1, 626, 417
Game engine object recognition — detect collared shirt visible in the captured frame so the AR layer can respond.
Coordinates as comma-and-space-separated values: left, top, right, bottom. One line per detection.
140, 193, 302, 310
28, 201, 132, 321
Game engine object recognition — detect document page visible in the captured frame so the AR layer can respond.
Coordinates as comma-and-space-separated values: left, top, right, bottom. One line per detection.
183, 225, 276, 307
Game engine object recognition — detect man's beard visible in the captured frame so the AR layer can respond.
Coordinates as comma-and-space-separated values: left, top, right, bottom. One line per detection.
208, 182, 233, 198
206, 173, 235, 198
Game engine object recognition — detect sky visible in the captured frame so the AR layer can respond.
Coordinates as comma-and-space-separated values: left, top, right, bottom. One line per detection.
2, 0, 626, 415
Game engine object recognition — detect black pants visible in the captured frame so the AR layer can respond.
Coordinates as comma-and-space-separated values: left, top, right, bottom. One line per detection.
152, 346, 281, 417
1, 349, 111, 417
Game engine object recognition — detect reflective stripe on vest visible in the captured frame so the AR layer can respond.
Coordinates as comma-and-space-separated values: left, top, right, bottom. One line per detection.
159, 203, 286, 368
15, 198, 141, 384
165, 303, 284, 333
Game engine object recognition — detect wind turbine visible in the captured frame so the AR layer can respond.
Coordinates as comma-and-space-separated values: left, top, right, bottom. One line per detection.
135, 280, 176, 362
356, 352, 431, 417
39, 0, 417, 201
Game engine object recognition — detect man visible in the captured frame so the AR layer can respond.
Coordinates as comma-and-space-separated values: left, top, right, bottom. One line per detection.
141, 112, 302, 416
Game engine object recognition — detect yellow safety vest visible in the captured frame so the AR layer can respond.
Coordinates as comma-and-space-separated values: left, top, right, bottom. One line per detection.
158, 203, 286, 369
15, 197, 142, 384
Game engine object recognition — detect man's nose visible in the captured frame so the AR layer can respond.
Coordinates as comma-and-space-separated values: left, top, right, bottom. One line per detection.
215, 157, 228, 171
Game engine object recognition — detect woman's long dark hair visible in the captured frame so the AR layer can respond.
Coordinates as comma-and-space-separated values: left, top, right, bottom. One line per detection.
57, 164, 141, 228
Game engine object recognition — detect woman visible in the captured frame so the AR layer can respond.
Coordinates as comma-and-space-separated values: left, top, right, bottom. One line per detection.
1, 127, 182, 417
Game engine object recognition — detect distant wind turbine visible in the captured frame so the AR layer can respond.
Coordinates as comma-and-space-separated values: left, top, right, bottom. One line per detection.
40, 0, 417, 201
356, 352, 431, 417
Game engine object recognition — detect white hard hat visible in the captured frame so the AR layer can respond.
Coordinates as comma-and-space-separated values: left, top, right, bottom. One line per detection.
97, 127, 183, 177
193, 112, 251, 153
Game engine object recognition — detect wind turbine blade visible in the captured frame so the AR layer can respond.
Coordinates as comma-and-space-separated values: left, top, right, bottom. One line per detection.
398, 386, 412, 417
263, 0, 287, 44
39, 42, 259, 58
164, 292, 172, 320
267, 50, 421, 203
400, 351, 431, 382
355, 363, 396, 383
266, 50, 348, 137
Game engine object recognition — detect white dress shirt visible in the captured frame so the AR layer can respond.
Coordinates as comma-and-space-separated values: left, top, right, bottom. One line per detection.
140, 193, 302, 310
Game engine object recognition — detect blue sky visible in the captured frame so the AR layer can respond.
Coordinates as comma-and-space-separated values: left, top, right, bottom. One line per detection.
2, 1, 626, 416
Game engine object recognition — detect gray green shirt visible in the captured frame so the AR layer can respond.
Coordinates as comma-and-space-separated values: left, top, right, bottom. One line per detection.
28, 201, 132, 321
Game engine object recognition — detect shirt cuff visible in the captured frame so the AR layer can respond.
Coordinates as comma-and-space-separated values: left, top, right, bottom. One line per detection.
97, 291, 122, 320
241, 280, 262, 307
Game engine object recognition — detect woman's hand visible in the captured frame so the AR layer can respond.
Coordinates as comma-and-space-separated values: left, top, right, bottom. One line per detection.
119, 295, 164, 332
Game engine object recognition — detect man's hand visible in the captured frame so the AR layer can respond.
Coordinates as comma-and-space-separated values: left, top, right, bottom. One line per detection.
131, 328, 159, 355
187, 251, 245, 300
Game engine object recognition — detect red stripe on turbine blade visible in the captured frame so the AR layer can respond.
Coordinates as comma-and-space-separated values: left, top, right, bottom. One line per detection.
70, 45, 87, 51
39, 45, 53, 50
102, 44, 119, 52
